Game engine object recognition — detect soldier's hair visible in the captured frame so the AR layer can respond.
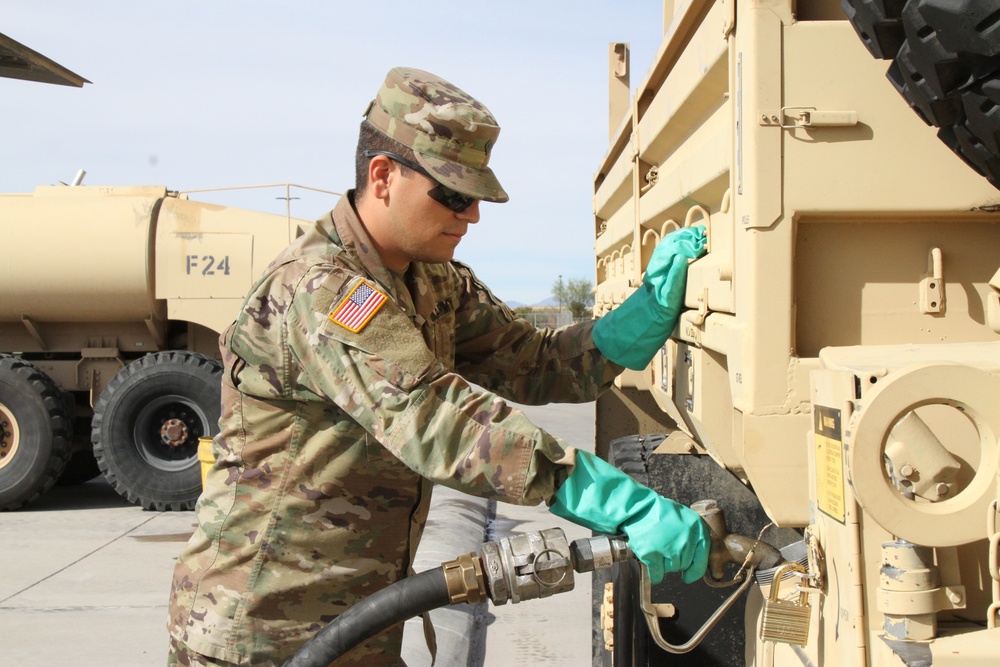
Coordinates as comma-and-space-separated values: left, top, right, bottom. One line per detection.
355, 121, 417, 198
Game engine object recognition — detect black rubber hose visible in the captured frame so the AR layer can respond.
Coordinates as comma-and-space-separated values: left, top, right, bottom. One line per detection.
284, 566, 452, 667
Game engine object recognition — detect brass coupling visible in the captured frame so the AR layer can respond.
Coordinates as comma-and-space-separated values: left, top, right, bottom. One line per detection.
441, 552, 487, 605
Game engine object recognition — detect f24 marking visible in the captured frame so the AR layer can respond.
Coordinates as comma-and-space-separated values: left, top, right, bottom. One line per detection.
185, 255, 231, 276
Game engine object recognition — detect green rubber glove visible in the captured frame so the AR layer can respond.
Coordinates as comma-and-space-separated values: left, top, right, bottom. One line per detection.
593, 225, 707, 370
550, 450, 710, 585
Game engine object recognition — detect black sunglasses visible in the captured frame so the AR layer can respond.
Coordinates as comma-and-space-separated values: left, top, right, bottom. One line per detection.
363, 149, 478, 213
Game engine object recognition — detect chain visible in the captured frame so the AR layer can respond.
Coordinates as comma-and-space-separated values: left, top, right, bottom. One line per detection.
732, 522, 775, 583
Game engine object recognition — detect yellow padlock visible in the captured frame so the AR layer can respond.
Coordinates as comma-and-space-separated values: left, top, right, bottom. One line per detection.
760, 562, 811, 646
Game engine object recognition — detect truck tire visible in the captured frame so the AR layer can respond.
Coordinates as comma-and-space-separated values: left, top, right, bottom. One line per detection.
92, 351, 222, 511
0, 355, 72, 510
841, 0, 1000, 187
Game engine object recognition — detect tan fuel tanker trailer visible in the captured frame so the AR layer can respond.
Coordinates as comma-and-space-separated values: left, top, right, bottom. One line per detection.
0, 33, 330, 513
591, 1, 1000, 665
0, 184, 317, 511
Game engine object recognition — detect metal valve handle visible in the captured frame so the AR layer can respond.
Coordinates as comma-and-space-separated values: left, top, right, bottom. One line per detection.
637, 560, 757, 654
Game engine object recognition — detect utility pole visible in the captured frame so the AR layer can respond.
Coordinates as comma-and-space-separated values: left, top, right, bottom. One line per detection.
558, 274, 563, 322
276, 184, 300, 220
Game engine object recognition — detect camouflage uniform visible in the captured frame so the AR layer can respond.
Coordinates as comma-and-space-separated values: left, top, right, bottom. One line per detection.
168, 66, 622, 666
167, 190, 622, 665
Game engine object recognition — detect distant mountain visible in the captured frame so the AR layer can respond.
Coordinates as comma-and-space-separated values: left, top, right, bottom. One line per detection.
499, 296, 559, 309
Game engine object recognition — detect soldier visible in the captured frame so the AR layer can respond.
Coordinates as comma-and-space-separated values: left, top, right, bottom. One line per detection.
167, 66, 710, 666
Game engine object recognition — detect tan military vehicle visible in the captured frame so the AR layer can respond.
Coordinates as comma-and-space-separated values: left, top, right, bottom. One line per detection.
0, 184, 321, 511
0, 33, 335, 513
592, 1, 1000, 665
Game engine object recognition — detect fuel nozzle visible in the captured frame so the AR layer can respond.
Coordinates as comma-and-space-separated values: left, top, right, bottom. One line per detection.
691, 499, 783, 581
628, 500, 790, 655
449, 499, 786, 607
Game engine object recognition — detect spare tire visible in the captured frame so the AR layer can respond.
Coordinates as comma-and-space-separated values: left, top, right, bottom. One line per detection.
842, 0, 1000, 187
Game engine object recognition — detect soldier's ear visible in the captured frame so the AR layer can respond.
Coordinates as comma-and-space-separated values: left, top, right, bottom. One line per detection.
368, 154, 393, 202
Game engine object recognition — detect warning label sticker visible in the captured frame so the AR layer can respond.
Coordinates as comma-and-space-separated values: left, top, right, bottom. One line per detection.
814, 405, 846, 524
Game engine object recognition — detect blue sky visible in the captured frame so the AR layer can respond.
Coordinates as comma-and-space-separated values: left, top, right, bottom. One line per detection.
4, 2, 665, 306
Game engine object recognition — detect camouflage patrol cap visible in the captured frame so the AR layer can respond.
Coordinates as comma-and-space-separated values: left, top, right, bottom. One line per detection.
364, 67, 508, 203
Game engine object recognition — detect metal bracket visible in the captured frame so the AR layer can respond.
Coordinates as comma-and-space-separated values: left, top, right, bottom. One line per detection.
920, 247, 945, 314
760, 107, 858, 129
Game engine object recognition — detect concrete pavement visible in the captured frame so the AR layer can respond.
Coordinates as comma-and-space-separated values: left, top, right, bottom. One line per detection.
401, 400, 596, 667
476, 401, 595, 667
0, 481, 198, 665
0, 400, 596, 666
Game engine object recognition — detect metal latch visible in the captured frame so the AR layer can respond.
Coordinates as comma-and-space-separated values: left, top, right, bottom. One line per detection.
761, 107, 858, 128
920, 247, 945, 314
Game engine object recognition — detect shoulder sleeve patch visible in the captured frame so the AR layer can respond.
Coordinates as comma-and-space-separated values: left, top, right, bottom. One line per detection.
328, 279, 387, 333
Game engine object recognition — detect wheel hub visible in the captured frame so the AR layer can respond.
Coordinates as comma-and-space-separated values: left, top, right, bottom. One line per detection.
0, 402, 19, 471
160, 418, 190, 448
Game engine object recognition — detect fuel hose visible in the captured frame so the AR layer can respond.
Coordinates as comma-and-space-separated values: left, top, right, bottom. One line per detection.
287, 525, 757, 665
283, 566, 451, 667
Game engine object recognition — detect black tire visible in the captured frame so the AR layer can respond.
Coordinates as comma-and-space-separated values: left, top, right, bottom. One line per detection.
0, 355, 72, 510
92, 351, 222, 511
842, 0, 1000, 188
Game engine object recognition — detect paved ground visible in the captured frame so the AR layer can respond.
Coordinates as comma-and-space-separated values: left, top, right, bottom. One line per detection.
0, 401, 596, 666
0, 481, 197, 665
479, 402, 595, 667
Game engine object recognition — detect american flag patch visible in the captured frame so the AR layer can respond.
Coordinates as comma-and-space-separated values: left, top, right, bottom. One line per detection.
329, 280, 387, 333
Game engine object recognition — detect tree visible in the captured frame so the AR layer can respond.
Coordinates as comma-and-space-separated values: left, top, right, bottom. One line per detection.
552, 276, 595, 320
